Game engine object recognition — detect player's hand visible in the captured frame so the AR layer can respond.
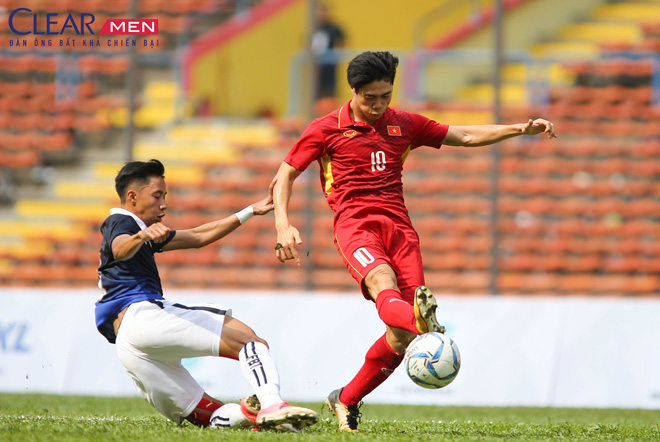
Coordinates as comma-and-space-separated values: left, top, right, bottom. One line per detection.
275, 225, 302, 265
521, 118, 556, 139
251, 197, 274, 216
139, 222, 171, 243
251, 178, 277, 215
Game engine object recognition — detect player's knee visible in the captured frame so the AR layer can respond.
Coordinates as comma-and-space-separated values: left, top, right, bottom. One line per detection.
252, 335, 268, 348
365, 266, 397, 294
237, 329, 268, 349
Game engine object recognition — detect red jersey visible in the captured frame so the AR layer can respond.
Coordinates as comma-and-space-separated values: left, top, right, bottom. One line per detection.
284, 101, 449, 224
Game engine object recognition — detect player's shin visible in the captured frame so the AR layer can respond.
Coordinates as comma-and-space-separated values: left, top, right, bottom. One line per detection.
374, 289, 418, 334
238, 341, 283, 409
339, 333, 404, 405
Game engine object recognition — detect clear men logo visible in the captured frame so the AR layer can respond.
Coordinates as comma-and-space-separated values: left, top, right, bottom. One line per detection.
8, 8, 159, 36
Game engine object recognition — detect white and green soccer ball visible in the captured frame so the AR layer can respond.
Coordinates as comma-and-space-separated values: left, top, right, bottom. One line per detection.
404, 332, 461, 389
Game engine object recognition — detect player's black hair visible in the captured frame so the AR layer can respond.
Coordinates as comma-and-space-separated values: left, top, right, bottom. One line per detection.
115, 159, 165, 202
347, 51, 399, 92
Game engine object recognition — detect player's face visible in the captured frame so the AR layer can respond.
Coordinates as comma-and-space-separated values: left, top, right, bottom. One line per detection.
350, 80, 393, 125
132, 176, 167, 226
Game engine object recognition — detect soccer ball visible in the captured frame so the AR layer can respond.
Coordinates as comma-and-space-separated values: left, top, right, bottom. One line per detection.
404, 332, 461, 389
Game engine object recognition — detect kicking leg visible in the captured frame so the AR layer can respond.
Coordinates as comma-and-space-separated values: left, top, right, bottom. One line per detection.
367, 264, 418, 334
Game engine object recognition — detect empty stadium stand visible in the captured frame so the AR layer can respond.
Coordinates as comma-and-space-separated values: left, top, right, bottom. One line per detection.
0, 0, 658, 296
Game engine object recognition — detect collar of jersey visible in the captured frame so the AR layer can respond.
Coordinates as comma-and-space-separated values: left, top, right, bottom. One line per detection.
339, 100, 388, 130
110, 208, 147, 231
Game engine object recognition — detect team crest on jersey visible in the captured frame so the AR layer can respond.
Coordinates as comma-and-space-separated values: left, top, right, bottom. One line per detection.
387, 125, 402, 136
343, 129, 357, 138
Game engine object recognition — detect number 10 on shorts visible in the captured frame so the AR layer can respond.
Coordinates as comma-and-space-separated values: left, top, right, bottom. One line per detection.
353, 247, 375, 268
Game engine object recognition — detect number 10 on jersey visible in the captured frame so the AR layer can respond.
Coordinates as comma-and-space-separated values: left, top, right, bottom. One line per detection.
371, 151, 386, 172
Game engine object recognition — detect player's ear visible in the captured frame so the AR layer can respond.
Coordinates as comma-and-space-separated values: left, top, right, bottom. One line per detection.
127, 189, 137, 205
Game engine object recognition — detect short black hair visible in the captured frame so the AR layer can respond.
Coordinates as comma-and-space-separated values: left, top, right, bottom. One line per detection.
347, 51, 399, 92
115, 159, 165, 202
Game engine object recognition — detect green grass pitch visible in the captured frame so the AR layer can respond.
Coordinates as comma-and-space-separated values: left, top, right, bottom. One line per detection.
1, 393, 659, 441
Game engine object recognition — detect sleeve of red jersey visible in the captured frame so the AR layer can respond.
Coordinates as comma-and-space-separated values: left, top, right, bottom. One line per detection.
284, 119, 326, 172
410, 113, 449, 150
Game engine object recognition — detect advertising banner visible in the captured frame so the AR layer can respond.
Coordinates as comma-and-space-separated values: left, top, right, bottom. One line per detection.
1, 288, 659, 409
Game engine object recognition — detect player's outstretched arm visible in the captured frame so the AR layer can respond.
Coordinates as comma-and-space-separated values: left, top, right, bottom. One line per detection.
273, 162, 303, 265
162, 187, 274, 251
112, 222, 172, 261
443, 118, 556, 147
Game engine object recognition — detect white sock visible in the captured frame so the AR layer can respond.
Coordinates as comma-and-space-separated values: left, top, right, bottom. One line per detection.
209, 403, 251, 428
238, 341, 283, 409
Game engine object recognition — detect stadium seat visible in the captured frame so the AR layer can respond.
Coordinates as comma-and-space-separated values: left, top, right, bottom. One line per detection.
626, 275, 659, 294
311, 269, 356, 291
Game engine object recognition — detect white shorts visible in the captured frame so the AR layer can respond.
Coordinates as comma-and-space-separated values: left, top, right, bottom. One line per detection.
115, 299, 232, 424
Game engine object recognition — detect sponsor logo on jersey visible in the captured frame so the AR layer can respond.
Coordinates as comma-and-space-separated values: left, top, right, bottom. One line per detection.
343, 129, 357, 138
387, 126, 402, 136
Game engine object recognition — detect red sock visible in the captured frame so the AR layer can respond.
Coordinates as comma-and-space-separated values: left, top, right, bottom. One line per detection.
339, 333, 404, 405
374, 289, 417, 334
186, 396, 222, 427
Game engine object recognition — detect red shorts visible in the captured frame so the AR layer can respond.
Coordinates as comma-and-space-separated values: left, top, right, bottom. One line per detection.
333, 213, 425, 302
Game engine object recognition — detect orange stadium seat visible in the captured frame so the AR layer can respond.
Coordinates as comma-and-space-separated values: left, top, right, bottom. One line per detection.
500, 253, 536, 272
311, 249, 344, 269
275, 267, 308, 288
12, 263, 72, 287
603, 254, 643, 273
640, 257, 660, 274
425, 270, 490, 294
497, 272, 524, 292
592, 274, 628, 295
627, 275, 659, 294
96, 0, 130, 15
236, 267, 279, 288
311, 269, 356, 291
167, 265, 209, 287
557, 273, 596, 294
423, 234, 464, 253
423, 271, 461, 291
139, 0, 167, 14
454, 271, 490, 293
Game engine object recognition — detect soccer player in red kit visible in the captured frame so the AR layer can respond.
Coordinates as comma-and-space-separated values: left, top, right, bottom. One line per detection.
272, 51, 556, 432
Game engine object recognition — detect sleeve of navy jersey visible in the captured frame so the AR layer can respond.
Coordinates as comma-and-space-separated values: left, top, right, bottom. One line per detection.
107, 214, 140, 241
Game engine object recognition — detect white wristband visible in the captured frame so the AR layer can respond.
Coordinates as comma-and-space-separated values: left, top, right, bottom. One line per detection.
235, 205, 254, 224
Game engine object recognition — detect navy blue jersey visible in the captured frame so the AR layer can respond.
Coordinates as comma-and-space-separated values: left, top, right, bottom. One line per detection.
96, 211, 175, 343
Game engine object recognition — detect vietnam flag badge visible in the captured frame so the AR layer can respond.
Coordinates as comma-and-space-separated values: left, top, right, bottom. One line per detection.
387, 125, 402, 136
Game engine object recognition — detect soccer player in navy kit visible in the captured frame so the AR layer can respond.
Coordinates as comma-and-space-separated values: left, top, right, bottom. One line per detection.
272, 51, 556, 431
96, 159, 317, 431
